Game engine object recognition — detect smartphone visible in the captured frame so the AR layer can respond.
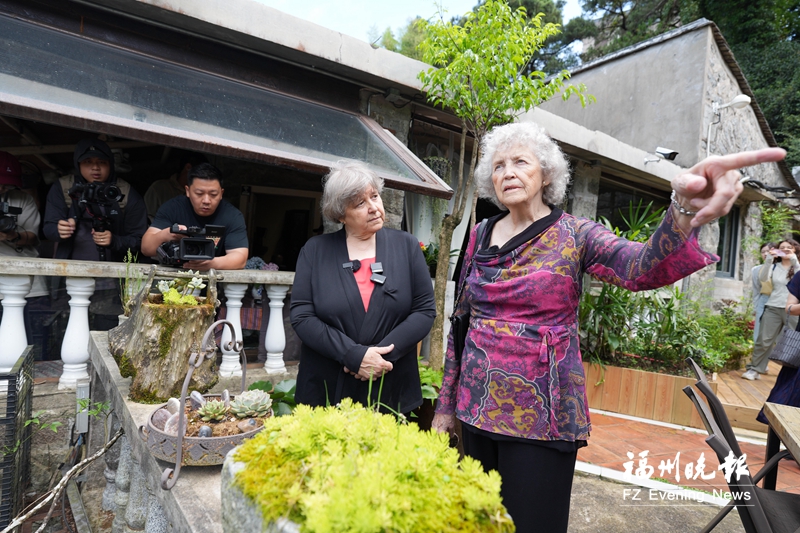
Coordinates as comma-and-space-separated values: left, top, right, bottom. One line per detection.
775, 250, 787, 257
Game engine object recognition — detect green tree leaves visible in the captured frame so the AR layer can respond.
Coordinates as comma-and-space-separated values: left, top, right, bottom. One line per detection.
418, 0, 592, 139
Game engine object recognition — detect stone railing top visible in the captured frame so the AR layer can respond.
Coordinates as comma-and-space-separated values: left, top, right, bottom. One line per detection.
0, 257, 294, 285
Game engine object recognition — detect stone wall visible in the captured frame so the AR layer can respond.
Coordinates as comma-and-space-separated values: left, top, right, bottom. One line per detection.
29, 382, 74, 494
702, 39, 784, 187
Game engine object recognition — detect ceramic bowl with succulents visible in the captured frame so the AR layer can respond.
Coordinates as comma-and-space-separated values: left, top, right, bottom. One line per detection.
141, 390, 273, 466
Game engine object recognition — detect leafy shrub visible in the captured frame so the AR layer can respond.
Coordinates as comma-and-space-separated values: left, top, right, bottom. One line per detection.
418, 357, 444, 400
693, 299, 753, 372
578, 201, 748, 375
233, 399, 513, 532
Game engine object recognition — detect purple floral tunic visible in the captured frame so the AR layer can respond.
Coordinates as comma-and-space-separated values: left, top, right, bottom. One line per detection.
436, 208, 717, 442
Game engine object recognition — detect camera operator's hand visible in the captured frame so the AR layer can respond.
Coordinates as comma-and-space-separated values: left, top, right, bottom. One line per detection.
0, 230, 14, 241
92, 229, 113, 247
170, 225, 188, 241
183, 248, 248, 271
183, 259, 214, 271
57, 219, 76, 239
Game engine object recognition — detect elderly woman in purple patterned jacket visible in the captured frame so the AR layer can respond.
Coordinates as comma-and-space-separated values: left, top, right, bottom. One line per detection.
431, 121, 786, 533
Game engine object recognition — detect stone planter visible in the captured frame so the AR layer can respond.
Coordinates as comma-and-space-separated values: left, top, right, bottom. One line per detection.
140, 394, 267, 467
582, 362, 717, 429
221, 450, 300, 533
108, 267, 220, 403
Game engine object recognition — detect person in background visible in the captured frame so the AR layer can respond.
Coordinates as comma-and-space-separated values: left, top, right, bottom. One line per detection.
751, 242, 777, 344
743, 239, 800, 380
431, 120, 787, 533
141, 162, 248, 270
0, 151, 49, 312
43, 139, 148, 330
757, 270, 800, 423
290, 160, 435, 414
144, 151, 208, 221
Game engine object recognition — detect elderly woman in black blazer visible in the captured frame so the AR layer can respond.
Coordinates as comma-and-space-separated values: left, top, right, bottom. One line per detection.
290, 160, 436, 413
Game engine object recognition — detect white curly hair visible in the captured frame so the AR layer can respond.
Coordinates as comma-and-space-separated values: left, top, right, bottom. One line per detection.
474, 122, 571, 210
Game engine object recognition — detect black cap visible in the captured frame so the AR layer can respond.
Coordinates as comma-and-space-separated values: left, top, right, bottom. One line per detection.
77, 144, 112, 163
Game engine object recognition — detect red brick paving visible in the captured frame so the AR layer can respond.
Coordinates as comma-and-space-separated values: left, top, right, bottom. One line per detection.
579, 411, 800, 495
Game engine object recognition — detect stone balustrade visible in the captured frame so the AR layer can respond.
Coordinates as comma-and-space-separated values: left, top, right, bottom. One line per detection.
0, 258, 294, 389
88, 331, 298, 533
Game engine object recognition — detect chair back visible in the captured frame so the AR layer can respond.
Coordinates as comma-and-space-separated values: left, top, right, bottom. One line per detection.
686, 357, 743, 457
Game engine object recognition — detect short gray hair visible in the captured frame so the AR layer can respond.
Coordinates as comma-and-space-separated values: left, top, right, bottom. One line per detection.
475, 122, 571, 210
320, 160, 385, 222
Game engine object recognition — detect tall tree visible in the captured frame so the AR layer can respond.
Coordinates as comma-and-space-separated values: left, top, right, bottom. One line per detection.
375, 18, 428, 61
418, 0, 592, 370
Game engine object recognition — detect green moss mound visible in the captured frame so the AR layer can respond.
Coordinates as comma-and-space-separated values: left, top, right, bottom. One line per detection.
233, 399, 514, 532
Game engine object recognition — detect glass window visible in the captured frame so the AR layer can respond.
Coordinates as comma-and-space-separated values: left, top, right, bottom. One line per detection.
716, 207, 740, 278
0, 14, 451, 198
596, 176, 670, 231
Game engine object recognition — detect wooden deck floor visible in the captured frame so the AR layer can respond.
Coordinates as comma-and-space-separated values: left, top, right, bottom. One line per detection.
716, 360, 782, 432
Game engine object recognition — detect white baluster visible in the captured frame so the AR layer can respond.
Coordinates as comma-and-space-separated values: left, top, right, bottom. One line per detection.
219, 283, 247, 377
59, 277, 95, 390
264, 285, 289, 375
0, 275, 32, 372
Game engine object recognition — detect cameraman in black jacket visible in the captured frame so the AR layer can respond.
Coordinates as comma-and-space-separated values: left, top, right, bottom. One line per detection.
43, 138, 147, 330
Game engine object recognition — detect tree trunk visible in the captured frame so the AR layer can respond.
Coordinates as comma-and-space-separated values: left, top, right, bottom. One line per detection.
108, 267, 220, 403
428, 216, 458, 371
429, 124, 479, 371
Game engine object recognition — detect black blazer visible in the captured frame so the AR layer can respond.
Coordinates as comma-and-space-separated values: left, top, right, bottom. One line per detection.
290, 227, 436, 413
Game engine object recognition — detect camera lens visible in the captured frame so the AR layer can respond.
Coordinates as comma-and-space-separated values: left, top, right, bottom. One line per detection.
103, 185, 122, 200
184, 242, 203, 256
0, 216, 16, 233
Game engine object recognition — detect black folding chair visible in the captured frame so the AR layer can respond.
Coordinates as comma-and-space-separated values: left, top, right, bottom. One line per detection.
683, 377, 800, 533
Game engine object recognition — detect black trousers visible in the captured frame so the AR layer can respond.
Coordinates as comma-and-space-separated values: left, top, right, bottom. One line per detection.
462, 429, 578, 533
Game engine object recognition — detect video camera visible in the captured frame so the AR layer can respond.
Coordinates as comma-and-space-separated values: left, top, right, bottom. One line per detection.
0, 202, 22, 234
66, 182, 125, 259
157, 224, 225, 266
68, 182, 125, 208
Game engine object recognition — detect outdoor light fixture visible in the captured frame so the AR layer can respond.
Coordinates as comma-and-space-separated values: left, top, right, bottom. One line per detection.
644, 147, 679, 164
706, 94, 752, 157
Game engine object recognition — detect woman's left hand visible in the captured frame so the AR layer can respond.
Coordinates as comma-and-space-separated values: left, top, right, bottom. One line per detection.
671, 148, 786, 229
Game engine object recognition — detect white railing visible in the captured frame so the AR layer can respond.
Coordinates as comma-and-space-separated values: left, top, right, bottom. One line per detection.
0, 258, 294, 389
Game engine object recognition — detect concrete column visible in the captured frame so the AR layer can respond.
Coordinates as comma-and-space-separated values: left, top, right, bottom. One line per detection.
0, 275, 31, 371
359, 93, 409, 230
59, 277, 95, 390
112, 436, 132, 533
568, 160, 601, 219
264, 285, 289, 374
124, 461, 149, 532
220, 283, 248, 377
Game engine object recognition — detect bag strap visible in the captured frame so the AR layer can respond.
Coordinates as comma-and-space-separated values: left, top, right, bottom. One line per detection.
452, 219, 488, 318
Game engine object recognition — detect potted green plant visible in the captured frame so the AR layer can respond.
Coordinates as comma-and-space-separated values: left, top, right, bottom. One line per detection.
222, 399, 513, 532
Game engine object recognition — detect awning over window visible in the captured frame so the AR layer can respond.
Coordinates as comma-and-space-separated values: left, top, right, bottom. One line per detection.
0, 14, 452, 198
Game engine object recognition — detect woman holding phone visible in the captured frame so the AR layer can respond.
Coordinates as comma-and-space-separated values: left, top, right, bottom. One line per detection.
743, 239, 800, 380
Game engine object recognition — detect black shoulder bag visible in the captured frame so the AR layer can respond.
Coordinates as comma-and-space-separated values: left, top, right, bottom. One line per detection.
450, 220, 487, 362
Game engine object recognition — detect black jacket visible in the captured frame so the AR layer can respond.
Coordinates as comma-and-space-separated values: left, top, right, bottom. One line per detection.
290, 227, 436, 413
42, 139, 147, 261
